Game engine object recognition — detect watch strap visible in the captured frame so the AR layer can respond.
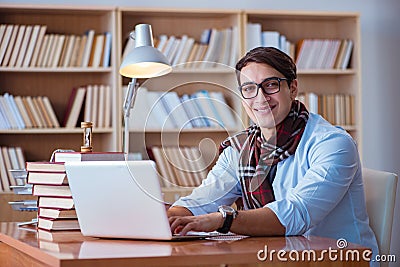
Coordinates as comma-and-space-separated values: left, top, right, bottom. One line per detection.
217, 213, 234, 234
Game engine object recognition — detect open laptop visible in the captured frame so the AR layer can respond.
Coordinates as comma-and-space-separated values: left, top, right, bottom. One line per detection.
65, 160, 216, 241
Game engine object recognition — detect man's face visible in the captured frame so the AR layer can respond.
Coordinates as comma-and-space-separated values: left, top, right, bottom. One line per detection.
239, 62, 297, 130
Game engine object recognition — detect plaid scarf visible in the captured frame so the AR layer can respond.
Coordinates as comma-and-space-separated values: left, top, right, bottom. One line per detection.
219, 100, 309, 209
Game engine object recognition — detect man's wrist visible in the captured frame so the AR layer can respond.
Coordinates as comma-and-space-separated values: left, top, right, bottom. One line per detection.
167, 206, 193, 217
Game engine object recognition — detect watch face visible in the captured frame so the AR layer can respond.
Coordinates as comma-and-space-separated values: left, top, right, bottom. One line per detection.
220, 205, 235, 214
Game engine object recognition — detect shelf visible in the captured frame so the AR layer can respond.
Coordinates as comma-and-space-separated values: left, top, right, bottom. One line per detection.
0, 67, 113, 73
0, 128, 114, 134
129, 128, 240, 134
297, 69, 356, 75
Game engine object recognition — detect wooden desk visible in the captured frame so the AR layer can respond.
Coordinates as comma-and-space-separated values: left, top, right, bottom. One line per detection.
0, 222, 370, 267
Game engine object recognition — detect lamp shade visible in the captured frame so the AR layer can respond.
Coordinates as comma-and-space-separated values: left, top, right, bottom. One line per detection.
119, 24, 172, 78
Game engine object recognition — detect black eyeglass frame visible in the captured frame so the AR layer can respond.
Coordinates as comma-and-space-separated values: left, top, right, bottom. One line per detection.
239, 77, 290, 99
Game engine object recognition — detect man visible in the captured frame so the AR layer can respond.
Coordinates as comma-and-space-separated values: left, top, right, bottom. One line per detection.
168, 47, 378, 262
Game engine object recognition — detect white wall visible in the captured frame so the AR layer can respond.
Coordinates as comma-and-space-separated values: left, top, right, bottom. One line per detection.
3, 0, 400, 263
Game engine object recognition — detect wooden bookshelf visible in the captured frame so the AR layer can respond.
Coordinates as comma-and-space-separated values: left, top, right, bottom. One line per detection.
0, 5, 121, 162
0, 5, 361, 218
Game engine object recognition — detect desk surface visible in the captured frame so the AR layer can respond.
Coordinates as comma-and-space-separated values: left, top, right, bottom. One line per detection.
0, 222, 370, 267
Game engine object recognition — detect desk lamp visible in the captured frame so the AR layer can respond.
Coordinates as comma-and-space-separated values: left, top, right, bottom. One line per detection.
119, 24, 172, 156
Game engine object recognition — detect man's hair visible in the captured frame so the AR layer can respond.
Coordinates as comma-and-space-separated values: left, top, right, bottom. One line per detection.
235, 47, 297, 85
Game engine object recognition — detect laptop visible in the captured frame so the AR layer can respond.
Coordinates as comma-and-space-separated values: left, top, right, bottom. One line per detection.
65, 160, 216, 241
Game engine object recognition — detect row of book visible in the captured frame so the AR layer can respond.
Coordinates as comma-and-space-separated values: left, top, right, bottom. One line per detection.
128, 87, 239, 130
26, 151, 125, 231
0, 24, 112, 68
149, 146, 209, 188
246, 23, 295, 60
245, 23, 353, 70
0, 93, 59, 129
297, 92, 355, 126
64, 84, 112, 128
0, 146, 26, 192
123, 27, 239, 68
295, 39, 353, 70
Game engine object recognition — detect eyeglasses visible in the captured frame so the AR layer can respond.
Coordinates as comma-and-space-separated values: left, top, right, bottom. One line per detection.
239, 77, 288, 99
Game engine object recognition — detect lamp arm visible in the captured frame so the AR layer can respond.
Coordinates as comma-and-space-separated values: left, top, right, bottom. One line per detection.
123, 78, 138, 156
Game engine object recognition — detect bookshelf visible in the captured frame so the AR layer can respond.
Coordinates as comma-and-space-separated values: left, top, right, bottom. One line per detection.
0, 5, 362, 211
0, 5, 120, 220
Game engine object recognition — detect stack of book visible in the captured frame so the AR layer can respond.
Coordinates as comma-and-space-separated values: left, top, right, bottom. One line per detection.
26, 152, 125, 231
26, 161, 80, 231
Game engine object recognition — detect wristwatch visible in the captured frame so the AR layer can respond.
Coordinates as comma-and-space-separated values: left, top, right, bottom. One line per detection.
217, 205, 238, 234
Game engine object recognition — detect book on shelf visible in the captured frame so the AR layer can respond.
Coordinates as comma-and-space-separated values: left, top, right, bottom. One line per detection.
32, 96, 48, 127
39, 207, 77, 219
29, 25, 47, 67
160, 91, 193, 129
69, 35, 81, 67
41, 96, 60, 127
0, 149, 11, 192
21, 25, 40, 67
0, 25, 13, 65
90, 34, 104, 67
1, 147, 17, 187
146, 91, 176, 129
51, 34, 66, 67
150, 146, 177, 188
81, 29, 95, 67
13, 95, 33, 128
0, 94, 19, 129
28, 172, 68, 185
102, 31, 112, 67
22, 96, 39, 128
53, 151, 124, 162
38, 217, 80, 231
180, 94, 205, 128
192, 90, 221, 128
15, 25, 32, 67
3, 93, 25, 129
36, 34, 49, 67
42, 34, 55, 67
150, 146, 207, 188
208, 91, 237, 129
59, 35, 74, 67
35, 96, 52, 127
25, 95, 44, 127
1, 25, 19, 67
63, 87, 86, 128
8, 24, 26, 67
297, 92, 355, 126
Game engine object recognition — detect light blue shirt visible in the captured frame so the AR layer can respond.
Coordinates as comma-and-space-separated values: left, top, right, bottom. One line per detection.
174, 113, 378, 264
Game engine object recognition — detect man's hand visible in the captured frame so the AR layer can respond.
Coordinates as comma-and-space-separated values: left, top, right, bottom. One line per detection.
169, 212, 223, 236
